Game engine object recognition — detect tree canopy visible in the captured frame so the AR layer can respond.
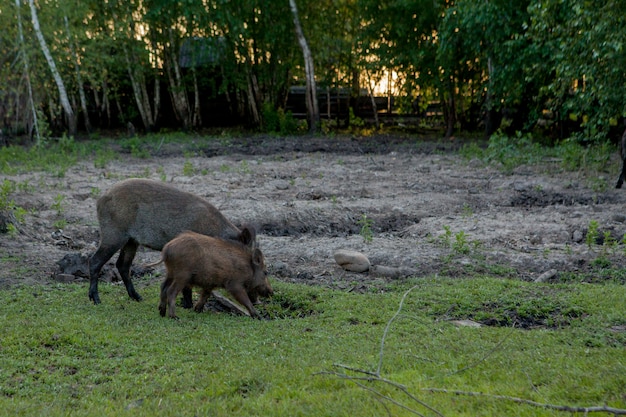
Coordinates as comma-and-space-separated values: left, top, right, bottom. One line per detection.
1, 0, 624, 142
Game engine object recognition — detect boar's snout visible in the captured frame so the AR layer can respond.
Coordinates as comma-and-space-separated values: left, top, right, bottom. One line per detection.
251, 248, 273, 298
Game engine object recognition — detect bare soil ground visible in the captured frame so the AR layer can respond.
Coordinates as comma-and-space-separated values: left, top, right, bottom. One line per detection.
2, 134, 626, 296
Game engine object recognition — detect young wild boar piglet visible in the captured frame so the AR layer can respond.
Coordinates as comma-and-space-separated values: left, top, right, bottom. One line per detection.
88, 178, 249, 305
158, 226, 272, 320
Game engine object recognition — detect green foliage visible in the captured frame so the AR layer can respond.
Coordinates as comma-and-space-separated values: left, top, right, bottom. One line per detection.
462, 132, 616, 177
261, 104, 300, 135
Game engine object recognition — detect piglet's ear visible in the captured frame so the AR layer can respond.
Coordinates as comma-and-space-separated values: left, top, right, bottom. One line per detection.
238, 224, 257, 247
252, 249, 263, 266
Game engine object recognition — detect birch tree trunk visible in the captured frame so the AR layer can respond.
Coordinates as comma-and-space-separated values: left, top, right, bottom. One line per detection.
165, 29, 191, 129
28, 0, 77, 136
64, 15, 91, 133
15, 0, 40, 143
289, 0, 319, 133
123, 45, 156, 132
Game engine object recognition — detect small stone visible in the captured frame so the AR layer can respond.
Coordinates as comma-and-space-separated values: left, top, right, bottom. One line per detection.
450, 320, 482, 328
53, 273, 77, 283
535, 269, 557, 283
334, 249, 370, 272
271, 180, 290, 190
572, 230, 584, 243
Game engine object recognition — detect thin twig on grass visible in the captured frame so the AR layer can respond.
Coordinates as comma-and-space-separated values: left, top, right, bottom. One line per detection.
422, 388, 626, 415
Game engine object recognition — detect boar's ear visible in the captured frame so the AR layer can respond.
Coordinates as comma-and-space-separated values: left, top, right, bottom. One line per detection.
239, 225, 257, 247
252, 248, 263, 266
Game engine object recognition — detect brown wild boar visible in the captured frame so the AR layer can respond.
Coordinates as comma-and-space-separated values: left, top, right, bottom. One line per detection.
157, 227, 273, 319
88, 178, 249, 305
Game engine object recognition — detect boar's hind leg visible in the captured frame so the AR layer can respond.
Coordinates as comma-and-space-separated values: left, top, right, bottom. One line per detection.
181, 287, 193, 309
193, 288, 214, 313
89, 244, 124, 305
165, 281, 187, 319
159, 275, 174, 317
116, 239, 142, 301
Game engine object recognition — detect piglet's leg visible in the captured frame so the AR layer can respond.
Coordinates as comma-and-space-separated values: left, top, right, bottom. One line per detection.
194, 289, 213, 313
228, 286, 259, 319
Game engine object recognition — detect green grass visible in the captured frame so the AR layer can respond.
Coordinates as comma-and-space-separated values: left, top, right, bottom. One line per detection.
0, 277, 624, 416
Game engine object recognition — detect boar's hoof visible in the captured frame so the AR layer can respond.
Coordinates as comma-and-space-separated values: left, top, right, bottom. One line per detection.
128, 290, 142, 302
89, 292, 101, 305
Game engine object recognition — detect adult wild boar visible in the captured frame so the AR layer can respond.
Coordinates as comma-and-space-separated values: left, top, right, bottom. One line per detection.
157, 227, 273, 319
88, 178, 247, 305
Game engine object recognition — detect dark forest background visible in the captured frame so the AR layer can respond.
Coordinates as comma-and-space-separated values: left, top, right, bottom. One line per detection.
1, 0, 625, 143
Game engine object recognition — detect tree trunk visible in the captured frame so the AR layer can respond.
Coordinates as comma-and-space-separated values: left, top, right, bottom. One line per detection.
366, 70, 380, 130
247, 72, 261, 125
123, 44, 156, 132
444, 77, 456, 139
64, 15, 91, 133
165, 29, 191, 129
289, 0, 319, 133
484, 56, 498, 137
15, 0, 40, 144
28, 0, 76, 136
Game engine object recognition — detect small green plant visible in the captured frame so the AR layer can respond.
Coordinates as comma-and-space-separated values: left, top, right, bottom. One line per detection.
453, 230, 471, 255
6, 223, 19, 237
13, 207, 27, 224
156, 166, 167, 181
440, 225, 453, 247
239, 160, 252, 174
183, 161, 195, 176
586, 220, 599, 250
358, 214, 373, 244
461, 203, 473, 218
0, 179, 16, 211
219, 164, 231, 173
602, 231, 617, 256
51, 194, 65, 215
53, 219, 67, 229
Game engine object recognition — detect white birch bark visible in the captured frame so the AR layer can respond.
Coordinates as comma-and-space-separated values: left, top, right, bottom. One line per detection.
15, 0, 40, 143
28, 0, 76, 136
289, 0, 319, 133
64, 15, 91, 133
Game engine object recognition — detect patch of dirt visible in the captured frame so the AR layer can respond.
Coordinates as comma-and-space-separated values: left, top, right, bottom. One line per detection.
2, 134, 626, 300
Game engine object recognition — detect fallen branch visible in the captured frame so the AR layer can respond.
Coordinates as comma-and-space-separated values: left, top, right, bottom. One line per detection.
318, 364, 444, 417
423, 388, 626, 415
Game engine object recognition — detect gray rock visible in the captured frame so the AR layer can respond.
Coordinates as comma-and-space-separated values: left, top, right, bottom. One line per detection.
535, 269, 557, 283
572, 230, 584, 243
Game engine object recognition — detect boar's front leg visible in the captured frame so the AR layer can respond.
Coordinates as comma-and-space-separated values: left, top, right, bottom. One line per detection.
227, 286, 260, 319
89, 243, 125, 304
116, 240, 142, 301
